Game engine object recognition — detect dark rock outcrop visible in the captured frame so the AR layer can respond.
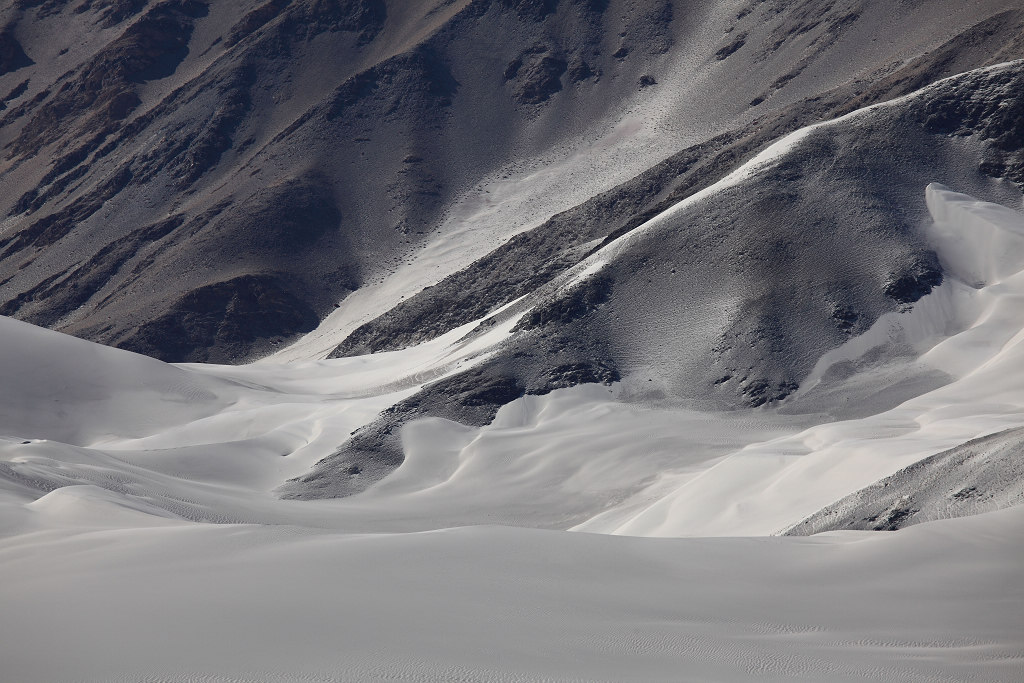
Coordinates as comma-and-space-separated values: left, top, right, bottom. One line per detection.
116, 274, 320, 363
915, 62, 1024, 186
11, 1, 209, 158
884, 257, 943, 304
75, 0, 149, 28
505, 47, 567, 104
0, 29, 32, 76
514, 273, 612, 331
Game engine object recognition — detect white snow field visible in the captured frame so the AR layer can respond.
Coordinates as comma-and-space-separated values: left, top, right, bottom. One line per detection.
4, 174, 1024, 679
1, 185, 1022, 682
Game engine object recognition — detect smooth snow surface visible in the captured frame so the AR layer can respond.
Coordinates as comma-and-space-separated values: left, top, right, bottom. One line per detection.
2, 188, 1023, 680
2, 509, 1022, 683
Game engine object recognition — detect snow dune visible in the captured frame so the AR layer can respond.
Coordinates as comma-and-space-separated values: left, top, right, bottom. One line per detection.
0, 184, 1022, 681
2, 183, 1024, 680
0, 315, 231, 446
1, 505, 1022, 683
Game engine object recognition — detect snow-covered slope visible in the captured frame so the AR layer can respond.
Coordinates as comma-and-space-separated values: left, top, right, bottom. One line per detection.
3, 506, 1022, 683
2, 179, 1024, 680
602, 184, 1024, 536
786, 426, 1024, 534
0, 315, 231, 445
8, 66, 1022, 539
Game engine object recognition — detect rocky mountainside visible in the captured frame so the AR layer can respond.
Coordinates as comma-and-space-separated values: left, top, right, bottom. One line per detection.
2, 1, 1024, 496
0, 0, 1020, 363
5, 6, 1024, 679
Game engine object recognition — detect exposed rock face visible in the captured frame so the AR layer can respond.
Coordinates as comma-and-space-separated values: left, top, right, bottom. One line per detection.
330, 57, 1024, 367
513, 272, 612, 331
1, 0, 655, 361
292, 59, 1024, 497
11, 0, 209, 157
74, 0, 150, 29
0, 29, 32, 75
224, 0, 387, 48
117, 274, 320, 363
504, 47, 567, 104
884, 257, 943, 305
915, 62, 1024, 185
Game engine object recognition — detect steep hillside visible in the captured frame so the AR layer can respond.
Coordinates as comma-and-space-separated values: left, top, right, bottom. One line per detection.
286, 61, 1024, 498
0, 0, 1022, 363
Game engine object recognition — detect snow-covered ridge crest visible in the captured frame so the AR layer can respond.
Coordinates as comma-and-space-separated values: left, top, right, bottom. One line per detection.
572, 60, 1024, 274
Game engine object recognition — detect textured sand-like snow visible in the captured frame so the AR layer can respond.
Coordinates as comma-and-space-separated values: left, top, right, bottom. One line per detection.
2, 504, 1022, 683
2, 185, 1024, 680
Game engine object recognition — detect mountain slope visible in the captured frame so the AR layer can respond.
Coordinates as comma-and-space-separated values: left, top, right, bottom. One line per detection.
0, 0, 1022, 363
3, 5, 1024, 681
285, 60, 1024, 497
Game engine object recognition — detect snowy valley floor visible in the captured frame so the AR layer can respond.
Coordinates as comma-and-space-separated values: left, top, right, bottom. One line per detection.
1, 189, 1023, 681
2, 508, 1022, 683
